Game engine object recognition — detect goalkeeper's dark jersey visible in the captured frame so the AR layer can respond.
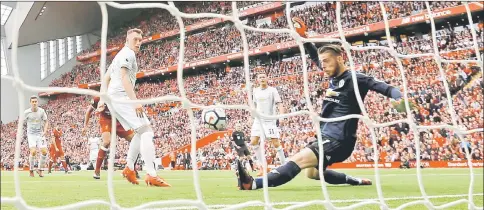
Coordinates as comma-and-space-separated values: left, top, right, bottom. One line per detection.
232, 131, 246, 146
304, 43, 402, 142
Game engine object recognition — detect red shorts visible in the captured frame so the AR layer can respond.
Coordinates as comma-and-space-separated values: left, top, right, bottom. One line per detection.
99, 114, 134, 139
49, 145, 65, 159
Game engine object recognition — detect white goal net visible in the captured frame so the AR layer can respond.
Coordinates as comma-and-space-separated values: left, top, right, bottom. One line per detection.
1, 1, 483, 210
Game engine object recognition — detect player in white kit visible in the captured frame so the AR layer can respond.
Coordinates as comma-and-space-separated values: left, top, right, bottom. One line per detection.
250, 73, 286, 177
88, 137, 100, 167
24, 95, 49, 177
98, 28, 170, 187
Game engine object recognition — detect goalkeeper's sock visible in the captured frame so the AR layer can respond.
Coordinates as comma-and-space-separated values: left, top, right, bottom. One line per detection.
39, 154, 47, 170
254, 161, 301, 189
139, 131, 157, 177
323, 170, 348, 184
127, 134, 141, 170
275, 146, 286, 164
95, 147, 108, 173
29, 156, 35, 171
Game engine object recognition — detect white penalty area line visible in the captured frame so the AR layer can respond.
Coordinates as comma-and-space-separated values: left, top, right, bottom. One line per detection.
156, 193, 484, 210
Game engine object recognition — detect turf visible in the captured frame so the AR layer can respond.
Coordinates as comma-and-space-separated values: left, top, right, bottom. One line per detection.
1, 168, 483, 210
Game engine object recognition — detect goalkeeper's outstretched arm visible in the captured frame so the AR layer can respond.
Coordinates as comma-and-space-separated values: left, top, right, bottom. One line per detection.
356, 74, 403, 100
291, 17, 322, 71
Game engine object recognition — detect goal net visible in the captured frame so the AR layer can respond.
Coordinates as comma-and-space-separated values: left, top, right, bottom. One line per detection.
1, 1, 483, 210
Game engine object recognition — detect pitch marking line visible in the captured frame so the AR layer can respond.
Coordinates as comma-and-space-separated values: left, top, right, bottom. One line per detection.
156, 193, 484, 209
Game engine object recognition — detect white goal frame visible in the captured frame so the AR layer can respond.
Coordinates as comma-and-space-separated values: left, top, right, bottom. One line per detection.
1, 1, 483, 210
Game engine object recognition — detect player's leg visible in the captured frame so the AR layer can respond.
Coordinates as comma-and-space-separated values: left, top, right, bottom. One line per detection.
37, 136, 48, 177
94, 131, 110, 178
112, 101, 169, 187
119, 130, 141, 180
48, 146, 55, 173
242, 145, 254, 171
238, 147, 316, 190
238, 137, 349, 190
136, 125, 170, 186
27, 135, 38, 177
270, 138, 286, 164
305, 168, 372, 185
266, 121, 286, 164
249, 121, 266, 172
56, 149, 69, 174
94, 115, 111, 178
28, 148, 36, 177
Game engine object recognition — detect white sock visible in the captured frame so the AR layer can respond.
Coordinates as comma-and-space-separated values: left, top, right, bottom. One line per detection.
39, 154, 47, 170
252, 145, 263, 166
29, 156, 35, 170
139, 132, 157, 176
276, 146, 286, 164
127, 134, 141, 170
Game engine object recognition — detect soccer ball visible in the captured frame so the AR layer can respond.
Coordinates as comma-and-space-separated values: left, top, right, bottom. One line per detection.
202, 108, 227, 131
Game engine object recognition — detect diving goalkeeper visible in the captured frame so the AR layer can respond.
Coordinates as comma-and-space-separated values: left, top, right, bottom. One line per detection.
236, 17, 404, 190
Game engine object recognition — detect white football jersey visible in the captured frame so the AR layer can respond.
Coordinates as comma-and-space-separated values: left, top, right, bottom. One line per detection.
24, 107, 47, 135
253, 86, 281, 122
107, 46, 139, 96
89, 137, 100, 151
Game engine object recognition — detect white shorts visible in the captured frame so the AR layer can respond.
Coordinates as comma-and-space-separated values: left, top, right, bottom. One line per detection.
250, 120, 280, 139
27, 134, 47, 148
89, 149, 98, 162
109, 94, 151, 130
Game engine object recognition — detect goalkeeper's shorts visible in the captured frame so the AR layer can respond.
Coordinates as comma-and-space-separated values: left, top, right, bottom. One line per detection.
306, 135, 354, 171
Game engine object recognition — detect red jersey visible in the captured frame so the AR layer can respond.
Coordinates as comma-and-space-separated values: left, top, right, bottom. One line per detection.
91, 97, 111, 116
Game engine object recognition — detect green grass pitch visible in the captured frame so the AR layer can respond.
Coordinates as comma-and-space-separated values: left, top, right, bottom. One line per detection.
1, 168, 483, 209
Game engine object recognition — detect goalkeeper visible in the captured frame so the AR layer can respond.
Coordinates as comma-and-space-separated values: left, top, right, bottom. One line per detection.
237, 17, 405, 190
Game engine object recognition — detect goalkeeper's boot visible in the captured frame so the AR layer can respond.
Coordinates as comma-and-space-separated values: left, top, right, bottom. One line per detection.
29, 170, 35, 177
36, 169, 44, 178
122, 167, 139, 185
145, 175, 171, 187
236, 159, 255, 190
93, 170, 100, 179
347, 176, 372, 186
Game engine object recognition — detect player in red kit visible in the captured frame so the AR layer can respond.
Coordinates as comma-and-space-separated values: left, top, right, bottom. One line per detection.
48, 125, 70, 174
82, 96, 140, 180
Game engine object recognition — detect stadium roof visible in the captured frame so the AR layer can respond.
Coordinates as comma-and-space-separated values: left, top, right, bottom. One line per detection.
5, 2, 143, 47
1, 4, 13, 25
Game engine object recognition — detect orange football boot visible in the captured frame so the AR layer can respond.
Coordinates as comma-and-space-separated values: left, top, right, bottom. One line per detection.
145, 174, 171, 187
122, 167, 139, 185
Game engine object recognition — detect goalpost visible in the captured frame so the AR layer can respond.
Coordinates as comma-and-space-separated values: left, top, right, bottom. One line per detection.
1, 1, 483, 209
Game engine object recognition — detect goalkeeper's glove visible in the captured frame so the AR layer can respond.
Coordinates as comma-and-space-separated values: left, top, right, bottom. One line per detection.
291, 17, 308, 38
391, 99, 415, 113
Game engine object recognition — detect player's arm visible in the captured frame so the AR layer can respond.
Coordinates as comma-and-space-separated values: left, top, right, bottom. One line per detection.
82, 105, 94, 136
120, 67, 137, 100
120, 66, 144, 117
357, 74, 402, 100
291, 17, 322, 70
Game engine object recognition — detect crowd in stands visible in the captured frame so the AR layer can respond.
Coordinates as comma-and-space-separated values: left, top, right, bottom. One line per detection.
48, 1, 480, 88
2, 2, 483, 170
